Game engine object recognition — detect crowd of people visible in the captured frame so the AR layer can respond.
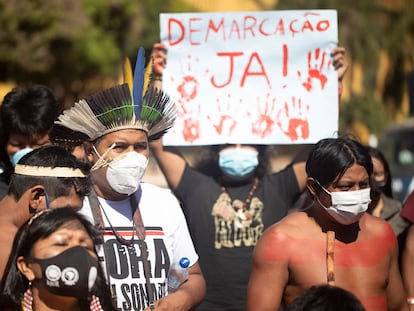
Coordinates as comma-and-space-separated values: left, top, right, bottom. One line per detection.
0, 39, 413, 311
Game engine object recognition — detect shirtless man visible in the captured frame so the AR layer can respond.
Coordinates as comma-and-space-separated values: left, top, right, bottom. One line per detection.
0, 145, 90, 278
247, 136, 408, 311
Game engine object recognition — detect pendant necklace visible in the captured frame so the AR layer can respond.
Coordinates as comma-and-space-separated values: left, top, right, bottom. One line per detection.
221, 177, 259, 209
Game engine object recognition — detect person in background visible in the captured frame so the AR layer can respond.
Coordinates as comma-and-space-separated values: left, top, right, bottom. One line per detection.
0, 207, 116, 311
54, 47, 206, 310
0, 145, 90, 278
285, 285, 366, 311
0, 84, 61, 199
246, 136, 407, 311
49, 123, 90, 161
149, 43, 348, 310
366, 146, 409, 242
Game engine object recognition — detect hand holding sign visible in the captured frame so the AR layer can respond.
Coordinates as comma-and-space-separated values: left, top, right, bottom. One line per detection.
160, 10, 340, 145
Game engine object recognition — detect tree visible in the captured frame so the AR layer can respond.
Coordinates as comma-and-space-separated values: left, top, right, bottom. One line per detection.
0, 0, 196, 107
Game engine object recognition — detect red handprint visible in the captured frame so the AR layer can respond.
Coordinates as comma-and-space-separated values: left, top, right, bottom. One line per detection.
177, 75, 199, 102
182, 117, 200, 143
207, 94, 238, 137
179, 103, 200, 143
297, 48, 331, 92
173, 55, 209, 102
276, 96, 310, 141
247, 93, 277, 139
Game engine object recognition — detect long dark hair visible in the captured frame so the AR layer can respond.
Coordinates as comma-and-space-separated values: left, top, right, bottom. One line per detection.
306, 137, 373, 192
0, 207, 115, 311
367, 146, 394, 198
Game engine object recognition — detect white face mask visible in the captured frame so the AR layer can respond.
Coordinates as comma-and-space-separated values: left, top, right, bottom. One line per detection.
317, 181, 371, 225
91, 145, 148, 195
106, 151, 148, 195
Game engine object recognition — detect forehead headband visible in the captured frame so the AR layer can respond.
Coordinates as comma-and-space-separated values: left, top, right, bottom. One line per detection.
14, 164, 86, 178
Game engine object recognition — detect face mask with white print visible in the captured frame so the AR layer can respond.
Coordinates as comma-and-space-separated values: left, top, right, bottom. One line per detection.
315, 180, 371, 225
29, 246, 99, 299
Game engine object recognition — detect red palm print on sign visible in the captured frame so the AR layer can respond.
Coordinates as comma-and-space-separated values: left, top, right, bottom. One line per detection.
297, 48, 332, 92
172, 55, 208, 142
276, 96, 310, 141
208, 94, 239, 137
247, 93, 276, 139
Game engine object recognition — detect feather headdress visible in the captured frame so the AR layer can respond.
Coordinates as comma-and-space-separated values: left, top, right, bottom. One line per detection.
56, 47, 175, 141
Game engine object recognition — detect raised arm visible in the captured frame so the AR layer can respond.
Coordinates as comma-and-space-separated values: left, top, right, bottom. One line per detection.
148, 43, 187, 191
332, 45, 349, 107
150, 138, 186, 191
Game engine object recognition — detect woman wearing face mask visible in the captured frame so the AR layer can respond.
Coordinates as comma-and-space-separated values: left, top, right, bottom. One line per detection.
0, 207, 116, 311
246, 136, 408, 311
366, 147, 409, 248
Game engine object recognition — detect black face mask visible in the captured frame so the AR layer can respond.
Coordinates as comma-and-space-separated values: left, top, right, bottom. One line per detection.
371, 181, 386, 199
29, 246, 99, 299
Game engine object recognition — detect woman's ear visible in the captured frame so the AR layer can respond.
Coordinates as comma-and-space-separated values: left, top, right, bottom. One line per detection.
17, 256, 36, 281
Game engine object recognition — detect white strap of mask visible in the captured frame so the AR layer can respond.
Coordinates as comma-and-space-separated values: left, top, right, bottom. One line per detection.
91, 143, 116, 171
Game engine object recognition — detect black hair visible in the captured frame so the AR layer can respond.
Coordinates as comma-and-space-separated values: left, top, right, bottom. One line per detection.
8, 145, 91, 201
366, 146, 393, 198
0, 207, 116, 311
193, 144, 269, 182
306, 136, 373, 192
0, 84, 61, 176
0, 84, 61, 138
286, 285, 366, 311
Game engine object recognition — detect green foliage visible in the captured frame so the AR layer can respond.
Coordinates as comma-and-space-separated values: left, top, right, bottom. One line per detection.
339, 94, 388, 136
0, 0, 197, 106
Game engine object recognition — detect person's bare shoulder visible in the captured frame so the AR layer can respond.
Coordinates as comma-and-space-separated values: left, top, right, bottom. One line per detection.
360, 212, 395, 234
359, 213, 397, 249
263, 211, 317, 241
255, 211, 321, 264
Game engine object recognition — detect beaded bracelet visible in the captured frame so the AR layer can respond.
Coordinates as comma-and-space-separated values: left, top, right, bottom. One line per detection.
407, 297, 414, 304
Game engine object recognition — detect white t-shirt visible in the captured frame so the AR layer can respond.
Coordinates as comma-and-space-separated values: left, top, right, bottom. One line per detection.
79, 182, 198, 310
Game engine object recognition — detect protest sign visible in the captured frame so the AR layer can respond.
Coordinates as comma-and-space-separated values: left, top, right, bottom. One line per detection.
160, 10, 338, 145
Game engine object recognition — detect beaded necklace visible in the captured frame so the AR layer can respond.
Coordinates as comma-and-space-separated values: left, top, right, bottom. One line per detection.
221, 177, 259, 209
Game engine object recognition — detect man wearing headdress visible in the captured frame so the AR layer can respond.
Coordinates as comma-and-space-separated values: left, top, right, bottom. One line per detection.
55, 48, 206, 310
0, 145, 91, 278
